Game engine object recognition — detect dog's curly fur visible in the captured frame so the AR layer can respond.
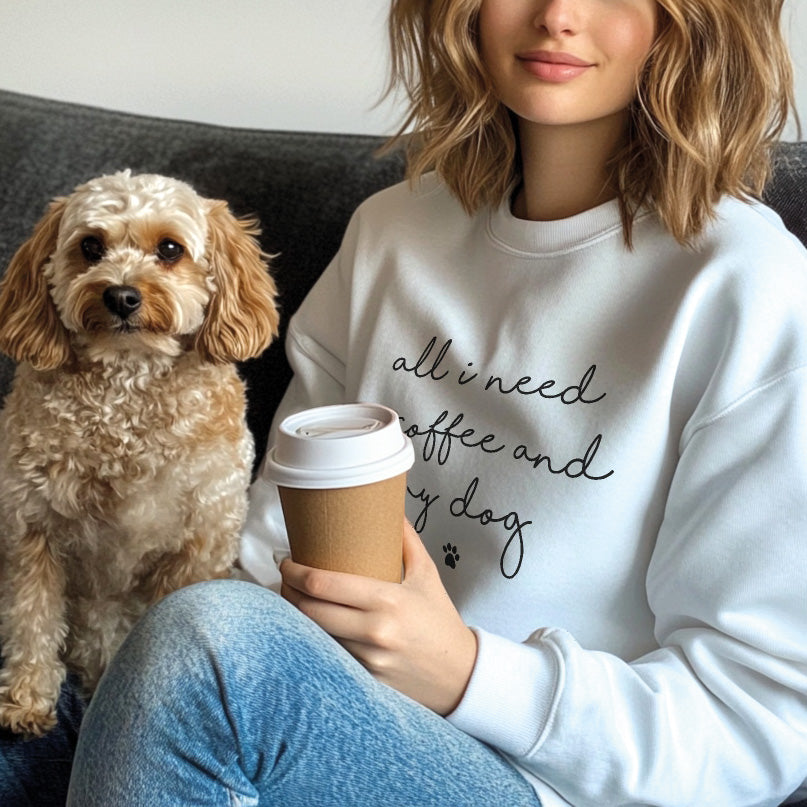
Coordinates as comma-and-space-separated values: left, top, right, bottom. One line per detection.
0, 171, 279, 736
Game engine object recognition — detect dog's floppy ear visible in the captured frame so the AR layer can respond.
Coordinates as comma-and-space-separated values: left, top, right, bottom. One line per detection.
196, 201, 279, 363
0, 199, 73, 370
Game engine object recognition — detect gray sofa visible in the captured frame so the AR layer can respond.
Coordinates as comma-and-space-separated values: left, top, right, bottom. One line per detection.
1, 89, 807, 806
1, 88, 806, 469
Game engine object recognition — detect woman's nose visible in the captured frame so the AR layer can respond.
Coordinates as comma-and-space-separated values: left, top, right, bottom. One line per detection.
532, 0, 581, 37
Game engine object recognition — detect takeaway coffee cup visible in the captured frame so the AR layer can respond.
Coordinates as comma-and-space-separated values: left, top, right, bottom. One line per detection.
264, 404, 415, 582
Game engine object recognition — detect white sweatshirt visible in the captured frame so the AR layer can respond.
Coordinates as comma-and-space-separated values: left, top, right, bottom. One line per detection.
241, 175, 807, 806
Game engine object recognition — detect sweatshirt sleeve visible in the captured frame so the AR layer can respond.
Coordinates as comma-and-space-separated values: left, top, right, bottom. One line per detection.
449, 366, 807, 806
239, 221, 357, 586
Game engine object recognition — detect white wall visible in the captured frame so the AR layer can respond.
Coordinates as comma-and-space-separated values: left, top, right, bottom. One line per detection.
0, 0, 804, 140
784, 0, 807, 141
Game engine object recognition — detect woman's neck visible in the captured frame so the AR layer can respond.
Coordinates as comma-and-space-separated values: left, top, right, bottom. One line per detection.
513, 111, 628, 222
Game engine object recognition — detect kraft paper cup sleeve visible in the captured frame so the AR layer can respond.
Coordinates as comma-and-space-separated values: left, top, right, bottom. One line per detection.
278, 474, 407, 582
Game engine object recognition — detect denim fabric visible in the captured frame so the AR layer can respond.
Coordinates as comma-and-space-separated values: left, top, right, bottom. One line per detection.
0, 673, 85, 806
66, 580, 541, 807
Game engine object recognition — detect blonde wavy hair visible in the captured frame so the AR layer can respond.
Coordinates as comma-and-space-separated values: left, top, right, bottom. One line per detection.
385, 0, 795, 245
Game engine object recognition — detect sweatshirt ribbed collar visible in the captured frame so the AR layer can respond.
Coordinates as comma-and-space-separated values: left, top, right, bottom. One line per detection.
486, 196, 627, 257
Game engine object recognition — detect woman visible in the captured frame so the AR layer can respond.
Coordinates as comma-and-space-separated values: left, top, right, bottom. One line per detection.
67, 1, 807, 804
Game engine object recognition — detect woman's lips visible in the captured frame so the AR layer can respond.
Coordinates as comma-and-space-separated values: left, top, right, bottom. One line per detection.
517, 51, 594, 82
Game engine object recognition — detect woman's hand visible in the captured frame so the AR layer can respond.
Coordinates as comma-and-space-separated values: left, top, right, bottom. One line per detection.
280, 521, 477, 715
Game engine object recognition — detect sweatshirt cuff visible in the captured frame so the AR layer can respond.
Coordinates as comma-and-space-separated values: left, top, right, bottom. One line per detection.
240, 476, 287, 589
446, 627, 561, 758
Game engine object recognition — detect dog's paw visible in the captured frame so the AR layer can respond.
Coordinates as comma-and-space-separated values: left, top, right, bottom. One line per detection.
0, 687, 58, 737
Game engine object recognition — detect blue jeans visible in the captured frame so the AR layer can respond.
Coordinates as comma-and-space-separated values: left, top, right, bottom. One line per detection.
66, 580, 541, 806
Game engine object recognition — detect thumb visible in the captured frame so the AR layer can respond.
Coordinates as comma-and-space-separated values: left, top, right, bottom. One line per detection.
401, 520, 435, 580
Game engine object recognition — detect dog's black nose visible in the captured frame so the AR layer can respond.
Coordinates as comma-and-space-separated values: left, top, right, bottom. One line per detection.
103, 285, 142, 319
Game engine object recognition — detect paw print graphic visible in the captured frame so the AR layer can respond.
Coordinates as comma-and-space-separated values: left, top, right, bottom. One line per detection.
442, 544, 460, 569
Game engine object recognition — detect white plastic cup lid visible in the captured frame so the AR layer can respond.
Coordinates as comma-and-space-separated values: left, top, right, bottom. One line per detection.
264, 403, 415, 489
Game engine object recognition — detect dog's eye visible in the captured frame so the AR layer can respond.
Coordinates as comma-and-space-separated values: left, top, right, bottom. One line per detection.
156, 239, 184, 263
80, 236, 106, 264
